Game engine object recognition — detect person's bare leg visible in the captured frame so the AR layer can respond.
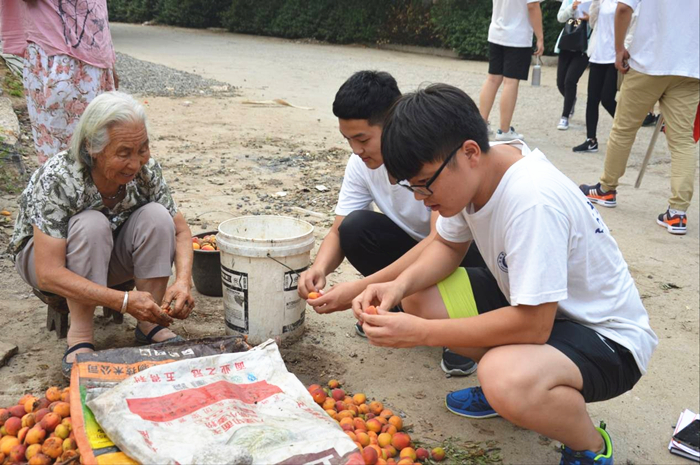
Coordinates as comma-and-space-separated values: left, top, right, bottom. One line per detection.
499, 77, 520, 132
135, 276, 177, 342
480, 74, 504, 123
479, 344, 603, 452
401, 286, 489, 362
65, 300, 97, 363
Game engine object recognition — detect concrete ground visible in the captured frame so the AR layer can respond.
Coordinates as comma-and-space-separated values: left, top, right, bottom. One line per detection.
1, 23, 698, 464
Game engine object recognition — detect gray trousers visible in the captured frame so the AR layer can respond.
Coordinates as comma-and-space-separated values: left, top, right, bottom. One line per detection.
16, 203, 176, 290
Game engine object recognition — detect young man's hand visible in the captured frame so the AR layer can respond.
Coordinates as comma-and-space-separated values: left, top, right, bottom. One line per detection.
307, 281, 363, 314
534, 38, 545, 57
297, 267, 326, 299
361, 312, 428, 348
616, 49, 631, 73
351, 282, 405, 324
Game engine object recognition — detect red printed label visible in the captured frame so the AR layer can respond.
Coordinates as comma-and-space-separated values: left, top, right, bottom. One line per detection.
126, 380, 282, 422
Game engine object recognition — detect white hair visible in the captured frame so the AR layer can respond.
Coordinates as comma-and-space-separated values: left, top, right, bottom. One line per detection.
70, 91, 148, 168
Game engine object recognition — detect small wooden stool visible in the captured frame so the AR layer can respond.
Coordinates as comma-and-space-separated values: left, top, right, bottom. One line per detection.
33, 281, 135, 339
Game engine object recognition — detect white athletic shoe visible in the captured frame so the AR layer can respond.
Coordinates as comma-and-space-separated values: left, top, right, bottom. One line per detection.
495, 126, 524, 141
557, 117, 569, 130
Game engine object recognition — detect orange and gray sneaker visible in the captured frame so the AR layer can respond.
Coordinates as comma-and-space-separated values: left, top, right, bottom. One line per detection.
657, 208, 687, 235
579, 182, 617, 208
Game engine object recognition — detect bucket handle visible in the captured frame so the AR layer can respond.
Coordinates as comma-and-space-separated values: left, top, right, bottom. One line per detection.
266, 253, 302, 278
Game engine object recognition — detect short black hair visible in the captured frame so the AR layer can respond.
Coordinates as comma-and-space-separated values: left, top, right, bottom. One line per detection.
381, 83, 490, 182
333, 71, 401, 126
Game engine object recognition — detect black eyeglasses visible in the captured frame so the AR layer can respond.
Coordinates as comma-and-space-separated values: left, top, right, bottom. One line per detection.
398, 142, 464, 197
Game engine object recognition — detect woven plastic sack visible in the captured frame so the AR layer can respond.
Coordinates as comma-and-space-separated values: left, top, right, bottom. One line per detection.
87, 340, 363, 465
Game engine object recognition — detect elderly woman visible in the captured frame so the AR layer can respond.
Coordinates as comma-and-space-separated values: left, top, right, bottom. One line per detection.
8, 91, 194, 377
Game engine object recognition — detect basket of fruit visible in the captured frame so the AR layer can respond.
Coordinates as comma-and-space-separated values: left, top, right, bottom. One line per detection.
191, 231, 222, 297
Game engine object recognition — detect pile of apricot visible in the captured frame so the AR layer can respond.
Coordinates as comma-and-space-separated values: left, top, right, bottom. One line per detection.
307, 380, 446, 464
0, 387, 79, 465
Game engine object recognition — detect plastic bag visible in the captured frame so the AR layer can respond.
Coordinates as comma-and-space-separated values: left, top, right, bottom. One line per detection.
70, 336, 251, 464
87, 340, 362, 465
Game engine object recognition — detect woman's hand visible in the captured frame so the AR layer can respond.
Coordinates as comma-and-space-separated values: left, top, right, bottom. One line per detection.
162, 280, 195, 319
126, 290, 173, 326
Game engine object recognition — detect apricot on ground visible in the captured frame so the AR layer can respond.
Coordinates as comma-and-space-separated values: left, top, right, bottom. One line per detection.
41, 436, 63, 459
9, 443, 27, 462
431, 447, 446, 461
25, 443, 42, 460
377, 433, 392, 448
388, 416, 403, 430
369, 401, 384, 416
4, 417, 21, 436
366, 418, 382, 434
362, 446, 378, 465
311, 389, 327, 404
51, 402, 70, 419
356, 431, 370, 447
40, 412, 60, 432
45, 387, 61, 403
25, 426, 47, 445
415, 448, 429, 461
1, 436, 20, 456
28, 453, 53, 465
353, 393, 367, 405
391, 432, 411, 451
327, 379, 340, 389
399, 447, 416, 461
331, 389, 346, 401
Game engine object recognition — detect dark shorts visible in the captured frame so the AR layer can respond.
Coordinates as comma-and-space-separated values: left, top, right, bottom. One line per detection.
488, 42, 532, 80
447, 267, 642, 403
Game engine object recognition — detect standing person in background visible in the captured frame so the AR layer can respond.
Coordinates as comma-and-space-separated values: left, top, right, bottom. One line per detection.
0, 0, 118, 164
572, 0, 618, 153
555, 0, 590, 131
580, 0, 699, 235
479, 0, 544, 141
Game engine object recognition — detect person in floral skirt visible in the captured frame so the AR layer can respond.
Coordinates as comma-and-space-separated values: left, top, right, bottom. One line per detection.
1, 0, 118, 164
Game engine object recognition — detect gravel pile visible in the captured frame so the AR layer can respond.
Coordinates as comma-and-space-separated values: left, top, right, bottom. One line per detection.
116, 52, 236, 97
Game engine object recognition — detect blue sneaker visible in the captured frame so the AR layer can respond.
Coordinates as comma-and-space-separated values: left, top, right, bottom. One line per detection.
445, 386, 499, 419
560, 422, 614, 465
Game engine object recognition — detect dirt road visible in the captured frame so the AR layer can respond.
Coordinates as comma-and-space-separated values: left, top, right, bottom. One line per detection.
1, 23, 698, 464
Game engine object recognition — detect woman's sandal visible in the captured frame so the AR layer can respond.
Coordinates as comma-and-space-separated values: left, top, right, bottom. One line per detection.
135, 325, 185, 345
62, 342, 95, 379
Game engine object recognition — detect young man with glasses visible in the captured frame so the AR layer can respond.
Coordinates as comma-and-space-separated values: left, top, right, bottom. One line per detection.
297, 71, 486, 376
352, 83, 657, 465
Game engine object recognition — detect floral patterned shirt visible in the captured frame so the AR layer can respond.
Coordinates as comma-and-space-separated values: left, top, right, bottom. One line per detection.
8, 151, 178, 260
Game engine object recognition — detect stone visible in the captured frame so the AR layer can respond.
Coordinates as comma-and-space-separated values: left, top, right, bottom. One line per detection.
0, 341, 18, 368
0, 97, 20, 146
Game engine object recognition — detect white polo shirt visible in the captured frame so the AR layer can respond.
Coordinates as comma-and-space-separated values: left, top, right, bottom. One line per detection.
335, 154, 431, 242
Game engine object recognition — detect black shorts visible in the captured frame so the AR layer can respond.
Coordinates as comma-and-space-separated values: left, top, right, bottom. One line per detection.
488, 42, 532, 81
464, 267, 642, 403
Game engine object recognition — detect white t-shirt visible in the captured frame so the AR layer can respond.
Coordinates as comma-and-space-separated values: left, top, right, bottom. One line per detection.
488, 0, 543, 48
622, 0, 700, 79
589, 0, 617, 64
436, 141, 658, 374
335, 154, 431, 242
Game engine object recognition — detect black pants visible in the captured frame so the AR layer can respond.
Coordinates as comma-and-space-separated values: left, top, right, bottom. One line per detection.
557, 50, 589, 118
338, 210, 486, 277
586, 62, 617, 140
465, 267, 642, 403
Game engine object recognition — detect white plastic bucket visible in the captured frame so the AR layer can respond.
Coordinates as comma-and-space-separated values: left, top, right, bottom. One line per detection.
217, 216, 315, 345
